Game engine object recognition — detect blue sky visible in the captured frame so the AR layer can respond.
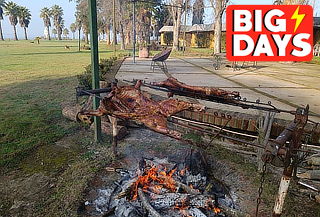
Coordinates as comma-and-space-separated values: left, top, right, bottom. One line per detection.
1, 0, 319, 39
2, 0, 77, 39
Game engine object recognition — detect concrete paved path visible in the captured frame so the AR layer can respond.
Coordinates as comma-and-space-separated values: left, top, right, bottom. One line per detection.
116, 57, 320, 122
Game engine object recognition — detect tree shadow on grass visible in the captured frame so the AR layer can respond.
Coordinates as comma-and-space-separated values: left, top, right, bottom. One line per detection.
0, 76, 91, 172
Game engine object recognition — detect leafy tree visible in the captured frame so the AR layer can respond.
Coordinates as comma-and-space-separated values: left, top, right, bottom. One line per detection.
40, 7, 52, 40
4, 1, 19, 40
18, 6, 31, 40
192, 0, 204, 25
209, 0, 229, 53
75, 1, 89, 44
0, 0, 5, 40
168, 0, 186, 50
52, 28, 57, 39
153, 1, 171, 40
70, 22, 76, 39
63, 27, 69, 39
51, 5, 64, 40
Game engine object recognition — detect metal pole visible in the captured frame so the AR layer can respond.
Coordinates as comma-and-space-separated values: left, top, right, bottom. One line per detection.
88, 0, 102, 142
113, 0, 117, 55
183, 0, 188, 55
133, 0, 136, 63
78, 27, 81, 52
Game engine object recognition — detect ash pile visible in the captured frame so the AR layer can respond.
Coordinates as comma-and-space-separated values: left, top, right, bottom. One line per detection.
88, 151, 237, 217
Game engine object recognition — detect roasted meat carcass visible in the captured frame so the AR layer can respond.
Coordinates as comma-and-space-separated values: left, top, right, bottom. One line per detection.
78, 80, 205, 139
152, 77, 240, 100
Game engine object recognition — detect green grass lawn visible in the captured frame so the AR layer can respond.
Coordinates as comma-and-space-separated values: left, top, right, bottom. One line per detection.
0, 40, 129, 169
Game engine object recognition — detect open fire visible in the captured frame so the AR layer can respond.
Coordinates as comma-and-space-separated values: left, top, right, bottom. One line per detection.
86, 151, 237, 217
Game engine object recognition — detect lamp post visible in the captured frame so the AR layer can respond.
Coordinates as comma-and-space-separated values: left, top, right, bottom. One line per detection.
183, 0, 188, 55
113, 0, 117, 55
132, 0, 136, 63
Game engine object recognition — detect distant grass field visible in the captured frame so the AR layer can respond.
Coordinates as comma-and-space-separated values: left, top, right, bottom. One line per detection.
0, 40, 130, 169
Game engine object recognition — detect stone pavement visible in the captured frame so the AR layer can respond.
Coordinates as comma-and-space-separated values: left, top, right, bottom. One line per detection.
116, 57, 320, 122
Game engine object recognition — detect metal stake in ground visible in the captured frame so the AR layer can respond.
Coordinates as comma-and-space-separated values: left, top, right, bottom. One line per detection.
272, 106, 309, 217
88, 0, 102, 142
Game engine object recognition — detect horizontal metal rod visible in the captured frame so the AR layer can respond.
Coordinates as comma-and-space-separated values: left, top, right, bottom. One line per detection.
77, 87, 112, 96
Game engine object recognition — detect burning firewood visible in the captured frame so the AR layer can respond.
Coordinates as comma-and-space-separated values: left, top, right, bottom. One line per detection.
88, 153, 242, 216
138, 188, 162, 217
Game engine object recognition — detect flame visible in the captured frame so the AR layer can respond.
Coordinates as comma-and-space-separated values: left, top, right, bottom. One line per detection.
214, 207, 221, 214
291, 6, 305, 32
131, 166, 177, 200
179, 168, 186, 176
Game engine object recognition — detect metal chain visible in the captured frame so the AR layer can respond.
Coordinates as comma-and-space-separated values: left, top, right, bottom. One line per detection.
255, 161, 267, 217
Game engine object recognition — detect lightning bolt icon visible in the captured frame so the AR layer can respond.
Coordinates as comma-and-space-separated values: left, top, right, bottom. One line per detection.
291, 6, 305, 32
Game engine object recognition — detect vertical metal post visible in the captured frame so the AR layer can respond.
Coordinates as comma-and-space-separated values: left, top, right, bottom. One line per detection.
132, 0, 136, 63
88, 0, 102, 142
78, 27, 81, 52
113, 0, 117, 55
183, 0, 188, 55
272, 106, 308, 217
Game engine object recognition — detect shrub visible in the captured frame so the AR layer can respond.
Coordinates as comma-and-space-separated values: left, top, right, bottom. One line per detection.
77, 57, 118, 89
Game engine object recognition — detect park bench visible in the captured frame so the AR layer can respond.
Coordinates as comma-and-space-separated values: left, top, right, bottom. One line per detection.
150, 48, 172, 73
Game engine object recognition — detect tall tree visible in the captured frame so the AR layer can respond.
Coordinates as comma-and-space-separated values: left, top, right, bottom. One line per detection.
70, 22, 76, 39
75, 1, 89, 44
192, 0, 204, 25
0, 0, 5, 40
153, 2, 171, 40
4, 1, 19, 40
168, 0, 185, 51
52, 28, 57, 39
63, 27, 69, 39
18, 6, 31, 40
51, 5, 64, 40
40, 7, 52, 40
210, 0, 229, 53
98, 0, 113, 45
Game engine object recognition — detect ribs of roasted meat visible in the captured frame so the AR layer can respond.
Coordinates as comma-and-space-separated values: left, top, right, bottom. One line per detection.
152, 77, 240, 100
78, 80, 205, 140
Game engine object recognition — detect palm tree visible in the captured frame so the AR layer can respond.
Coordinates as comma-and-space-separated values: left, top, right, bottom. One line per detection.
40, 7, 51, 40
52, 28, 57, 39
63, 28, 69, 39
0, 0, 6, 40
18, 6, 31, 40
70, 22, 76, 40
4, 1, 19, 40
51, 5, 63, 40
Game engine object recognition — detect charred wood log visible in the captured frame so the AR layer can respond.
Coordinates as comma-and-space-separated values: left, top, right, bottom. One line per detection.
175, 180, 200, 195
138, 189, 162, 217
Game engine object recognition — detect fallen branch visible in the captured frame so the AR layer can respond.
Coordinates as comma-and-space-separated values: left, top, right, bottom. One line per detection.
138, 188, 162, 217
